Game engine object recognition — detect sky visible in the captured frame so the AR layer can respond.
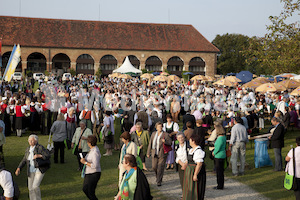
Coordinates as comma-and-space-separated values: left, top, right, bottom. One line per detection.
0, 0, 291, 42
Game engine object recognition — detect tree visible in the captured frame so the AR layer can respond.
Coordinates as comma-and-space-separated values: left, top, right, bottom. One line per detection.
212, 33, 251, 74
245, 0, 300, 74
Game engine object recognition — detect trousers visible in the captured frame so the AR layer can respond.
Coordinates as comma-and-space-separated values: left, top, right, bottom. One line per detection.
231, 142, 246, 175
54, 141, 65, 163
215, 158, 225, 189
152, 154, 167, 184
274, 148, 282, 171
83, 172, 101, 200
28, 171, 45, 200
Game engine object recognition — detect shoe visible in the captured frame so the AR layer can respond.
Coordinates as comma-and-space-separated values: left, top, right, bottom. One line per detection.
239, 172, 244, 176
157, 183, 161, 186
143, 168, 148, 172
213, 186, 223, 190
232, 173, 238, 177
103, 153, 109, 156
166, 165, 170, 170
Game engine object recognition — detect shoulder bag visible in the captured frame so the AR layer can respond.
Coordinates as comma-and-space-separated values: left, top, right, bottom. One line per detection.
47, 132, 54, 154
163, 134, 172, 154
72, 128, 86, 155
284, 148, 298, 190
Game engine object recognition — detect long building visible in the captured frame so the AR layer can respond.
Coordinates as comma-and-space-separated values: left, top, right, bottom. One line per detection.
0, 16, 219, 77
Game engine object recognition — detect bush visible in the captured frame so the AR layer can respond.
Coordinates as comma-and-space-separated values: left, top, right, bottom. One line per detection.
70, 68, 76, 76
26, 70, 33, 77
181, 71, 190, 82
96, 67, 102, 78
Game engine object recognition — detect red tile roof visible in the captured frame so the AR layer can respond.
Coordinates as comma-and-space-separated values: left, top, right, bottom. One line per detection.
0, 16, 219, 53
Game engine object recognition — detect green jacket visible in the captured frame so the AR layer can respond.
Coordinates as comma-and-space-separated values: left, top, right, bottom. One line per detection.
213, 135, 226, 159
131, 130, 150, 155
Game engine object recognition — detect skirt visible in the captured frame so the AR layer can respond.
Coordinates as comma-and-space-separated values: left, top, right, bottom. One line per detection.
166, 141, 175, 165
183, 164, 206, 200
15, 117, 23, 130
104, 137, 114, 149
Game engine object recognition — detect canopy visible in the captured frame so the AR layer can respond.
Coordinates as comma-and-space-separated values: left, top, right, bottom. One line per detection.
256, 83, 287, 93
292, 75, 300, 80
168, 75, 180, 82
291, 86, 300, 96
113, 56, 142, 74
278, 79, 300, 89
140, 73, 154, 79
191, 75, 207, 81
225, 76, 241, 83
236, 71, 253, 84
153, 75, 168, 82
213, 79, 235, 87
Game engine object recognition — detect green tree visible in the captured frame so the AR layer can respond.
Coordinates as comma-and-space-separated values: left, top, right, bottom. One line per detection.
212, 33, 251, 74
246, 0, 300, 74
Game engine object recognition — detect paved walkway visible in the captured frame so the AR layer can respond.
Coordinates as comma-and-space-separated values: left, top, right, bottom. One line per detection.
145, 169, 268, 200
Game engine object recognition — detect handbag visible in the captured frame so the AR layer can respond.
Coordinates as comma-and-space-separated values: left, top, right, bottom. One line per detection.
34, 158, 51, 168
72, 128, 86, 155
163, 134, 172, 154
284, 148, 297, 190
47, 132, 54, 154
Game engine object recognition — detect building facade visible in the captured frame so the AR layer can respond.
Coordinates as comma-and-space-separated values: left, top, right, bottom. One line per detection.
0, 16, 219, 77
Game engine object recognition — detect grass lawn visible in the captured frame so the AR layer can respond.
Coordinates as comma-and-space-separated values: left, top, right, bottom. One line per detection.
4, 133, 121, 200
204, 124, 299, 200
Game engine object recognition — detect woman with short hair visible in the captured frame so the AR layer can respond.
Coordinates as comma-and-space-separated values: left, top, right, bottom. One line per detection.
115, 154, 152, 200
15, 134, 51, 200
147, 122, 172, 186
118, 132, 137, 185
80, 135, 101, 200
50, 113, 67, 163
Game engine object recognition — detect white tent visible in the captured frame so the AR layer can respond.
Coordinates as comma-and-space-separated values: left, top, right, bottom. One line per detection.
113, 56, 142, 74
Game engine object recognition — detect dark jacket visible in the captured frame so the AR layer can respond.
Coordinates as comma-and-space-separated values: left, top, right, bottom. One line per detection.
270, 123, 285, 148
182, 114, 196, 130
18, 143, 51, 176
194, 126, 207, 150
134, 168, 153, 200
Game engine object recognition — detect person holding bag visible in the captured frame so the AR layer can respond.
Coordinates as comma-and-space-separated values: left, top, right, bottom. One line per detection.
285, 136, 300, 199
72, 121, 93, 171
147, 122, 172, 186
80, 135, 101, 200
15, 134, 50, 200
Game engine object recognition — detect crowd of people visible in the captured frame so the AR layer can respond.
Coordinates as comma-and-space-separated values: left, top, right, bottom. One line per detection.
0, 74, 298, 199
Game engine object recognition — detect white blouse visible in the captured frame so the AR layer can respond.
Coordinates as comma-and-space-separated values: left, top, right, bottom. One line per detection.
176, 142, 188, 164
189, 146, 205, 163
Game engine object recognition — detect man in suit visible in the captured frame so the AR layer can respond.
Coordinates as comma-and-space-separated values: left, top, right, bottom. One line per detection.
269, 117, 285, 171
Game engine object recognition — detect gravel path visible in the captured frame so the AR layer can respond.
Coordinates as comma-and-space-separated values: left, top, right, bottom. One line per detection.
145, 169, 268, 200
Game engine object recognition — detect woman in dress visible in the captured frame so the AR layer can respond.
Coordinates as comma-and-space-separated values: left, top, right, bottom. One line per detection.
14, 100, 24, 137
175, 132, 189, 191
147, 122, 172, 186
183, 133, 206, 200
113, 108, 122, 151
103, 111, 114, 156
170, 97, 181, 123
212, 124, 226, 190
163, 114, 179, 170
118, 131, 137, 185
65, 107, 77, 143
15, 135, 50, 200
80, 135, 101, 200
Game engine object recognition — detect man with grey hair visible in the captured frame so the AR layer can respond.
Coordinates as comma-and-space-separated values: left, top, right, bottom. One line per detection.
72, 120, 93, 171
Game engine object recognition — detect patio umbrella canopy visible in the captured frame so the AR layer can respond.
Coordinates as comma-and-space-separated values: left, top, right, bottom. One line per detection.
118, 74, 133, 79
191, 75, 207, 81
278, 79, 300, 89
160, 72, 169, 76
168, 75, 180, 82
236, 71, 253, 84
213, 79, 235, 87
153, 75, 168, 82
291, 86, 300, 96
242, 81, 262, 89
108, 72, 120, 78
205, 75, 215, 81
225, 76, 241, 83
256, 83, 287, 93
252, 77, 271, 84
140, 73, 154, 79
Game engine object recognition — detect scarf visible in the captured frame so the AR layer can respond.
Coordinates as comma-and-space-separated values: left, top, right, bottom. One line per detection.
136, 130, 142, 137
121, 168, 135, 200
121, 142, 131, 163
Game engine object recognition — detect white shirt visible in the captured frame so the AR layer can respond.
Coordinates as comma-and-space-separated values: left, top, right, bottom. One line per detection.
176, 142, 188, 164
286, 146, 300, 178
28, 146, 37, 173
189, 146, 205, 163
163, 122, 179, 132
0, 170, 14, 198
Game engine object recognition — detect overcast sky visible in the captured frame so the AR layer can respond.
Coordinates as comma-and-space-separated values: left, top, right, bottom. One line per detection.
0, 0, 291, 42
